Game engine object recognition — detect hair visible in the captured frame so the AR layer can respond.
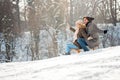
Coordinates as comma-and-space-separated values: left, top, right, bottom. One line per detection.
83, 17, 94, 22
75, 20, 86, 29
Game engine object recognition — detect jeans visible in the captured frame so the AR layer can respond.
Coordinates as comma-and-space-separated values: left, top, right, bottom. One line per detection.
65, 43, 78, 54
77, 38, 89, 51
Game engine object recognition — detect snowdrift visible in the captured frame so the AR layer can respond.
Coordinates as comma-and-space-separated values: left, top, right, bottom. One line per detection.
0, 46, 120, 80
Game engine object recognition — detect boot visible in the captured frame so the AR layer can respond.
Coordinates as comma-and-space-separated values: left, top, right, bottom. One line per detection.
64, 52, 70, 55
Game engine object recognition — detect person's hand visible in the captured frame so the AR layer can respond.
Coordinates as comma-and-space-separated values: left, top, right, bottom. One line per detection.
87, 36, 93, 40
104, 30, 108, 34
66, 23, 71, 30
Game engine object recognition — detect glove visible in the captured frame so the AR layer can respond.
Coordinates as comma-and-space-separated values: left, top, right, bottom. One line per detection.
87, 36, 93, 40
104, 30, 108, 34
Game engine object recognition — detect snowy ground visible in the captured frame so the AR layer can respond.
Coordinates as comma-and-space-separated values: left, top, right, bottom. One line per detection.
0, 46, 120, 80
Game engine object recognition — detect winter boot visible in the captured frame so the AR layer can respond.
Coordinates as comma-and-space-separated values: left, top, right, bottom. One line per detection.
64, 52, 70, 55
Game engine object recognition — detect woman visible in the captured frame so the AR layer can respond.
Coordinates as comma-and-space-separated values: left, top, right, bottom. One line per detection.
77, 17, 107, 51
65, 20, 90, 55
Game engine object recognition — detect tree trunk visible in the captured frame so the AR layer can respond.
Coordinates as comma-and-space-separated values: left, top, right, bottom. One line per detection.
52, 32, 58, 57
5, 37, 11, 62
110, 0, 117, 26
16, 0, 21, 34
70, 0, 74, 26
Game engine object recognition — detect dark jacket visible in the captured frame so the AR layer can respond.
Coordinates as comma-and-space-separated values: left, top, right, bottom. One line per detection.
70, 27, 89, 49
86, 22, 104, 48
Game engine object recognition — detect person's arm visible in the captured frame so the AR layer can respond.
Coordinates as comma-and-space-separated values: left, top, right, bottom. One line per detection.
66, 23, 75, 32
80, 29, 89, 40
80, 29, 94, 40
92, 23, 104, 33
70, 27, 75, 32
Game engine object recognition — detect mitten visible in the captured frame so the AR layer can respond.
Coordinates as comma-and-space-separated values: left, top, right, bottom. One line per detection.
104, 30, 108, 34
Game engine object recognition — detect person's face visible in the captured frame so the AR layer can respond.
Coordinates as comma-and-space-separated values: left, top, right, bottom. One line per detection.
83, 18, 89, 24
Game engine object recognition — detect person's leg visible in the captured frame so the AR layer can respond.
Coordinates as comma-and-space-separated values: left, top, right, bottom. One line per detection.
65, 43, 78, 55
77, 38, 89, 51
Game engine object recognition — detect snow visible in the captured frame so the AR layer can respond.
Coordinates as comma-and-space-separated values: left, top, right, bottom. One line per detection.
0, 46, 120, 80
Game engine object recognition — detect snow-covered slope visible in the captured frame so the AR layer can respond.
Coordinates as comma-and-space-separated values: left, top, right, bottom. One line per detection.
0, 46, 120, 80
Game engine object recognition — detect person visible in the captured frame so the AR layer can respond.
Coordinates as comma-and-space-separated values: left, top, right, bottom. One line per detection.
77, 17, 108, 51
65, 20, 91, 55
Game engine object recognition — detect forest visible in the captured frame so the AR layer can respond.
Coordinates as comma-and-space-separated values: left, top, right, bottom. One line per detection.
0, 0, 120, 62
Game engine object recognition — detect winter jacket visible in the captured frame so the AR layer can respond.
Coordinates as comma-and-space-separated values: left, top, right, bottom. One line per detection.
70, 27, 89, 49
86, 22, 104, 48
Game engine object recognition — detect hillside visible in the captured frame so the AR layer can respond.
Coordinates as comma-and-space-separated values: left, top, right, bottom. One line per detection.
0, 46, 120, 80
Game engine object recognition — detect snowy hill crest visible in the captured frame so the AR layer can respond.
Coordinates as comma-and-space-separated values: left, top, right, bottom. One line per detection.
0, 46, 120, 80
